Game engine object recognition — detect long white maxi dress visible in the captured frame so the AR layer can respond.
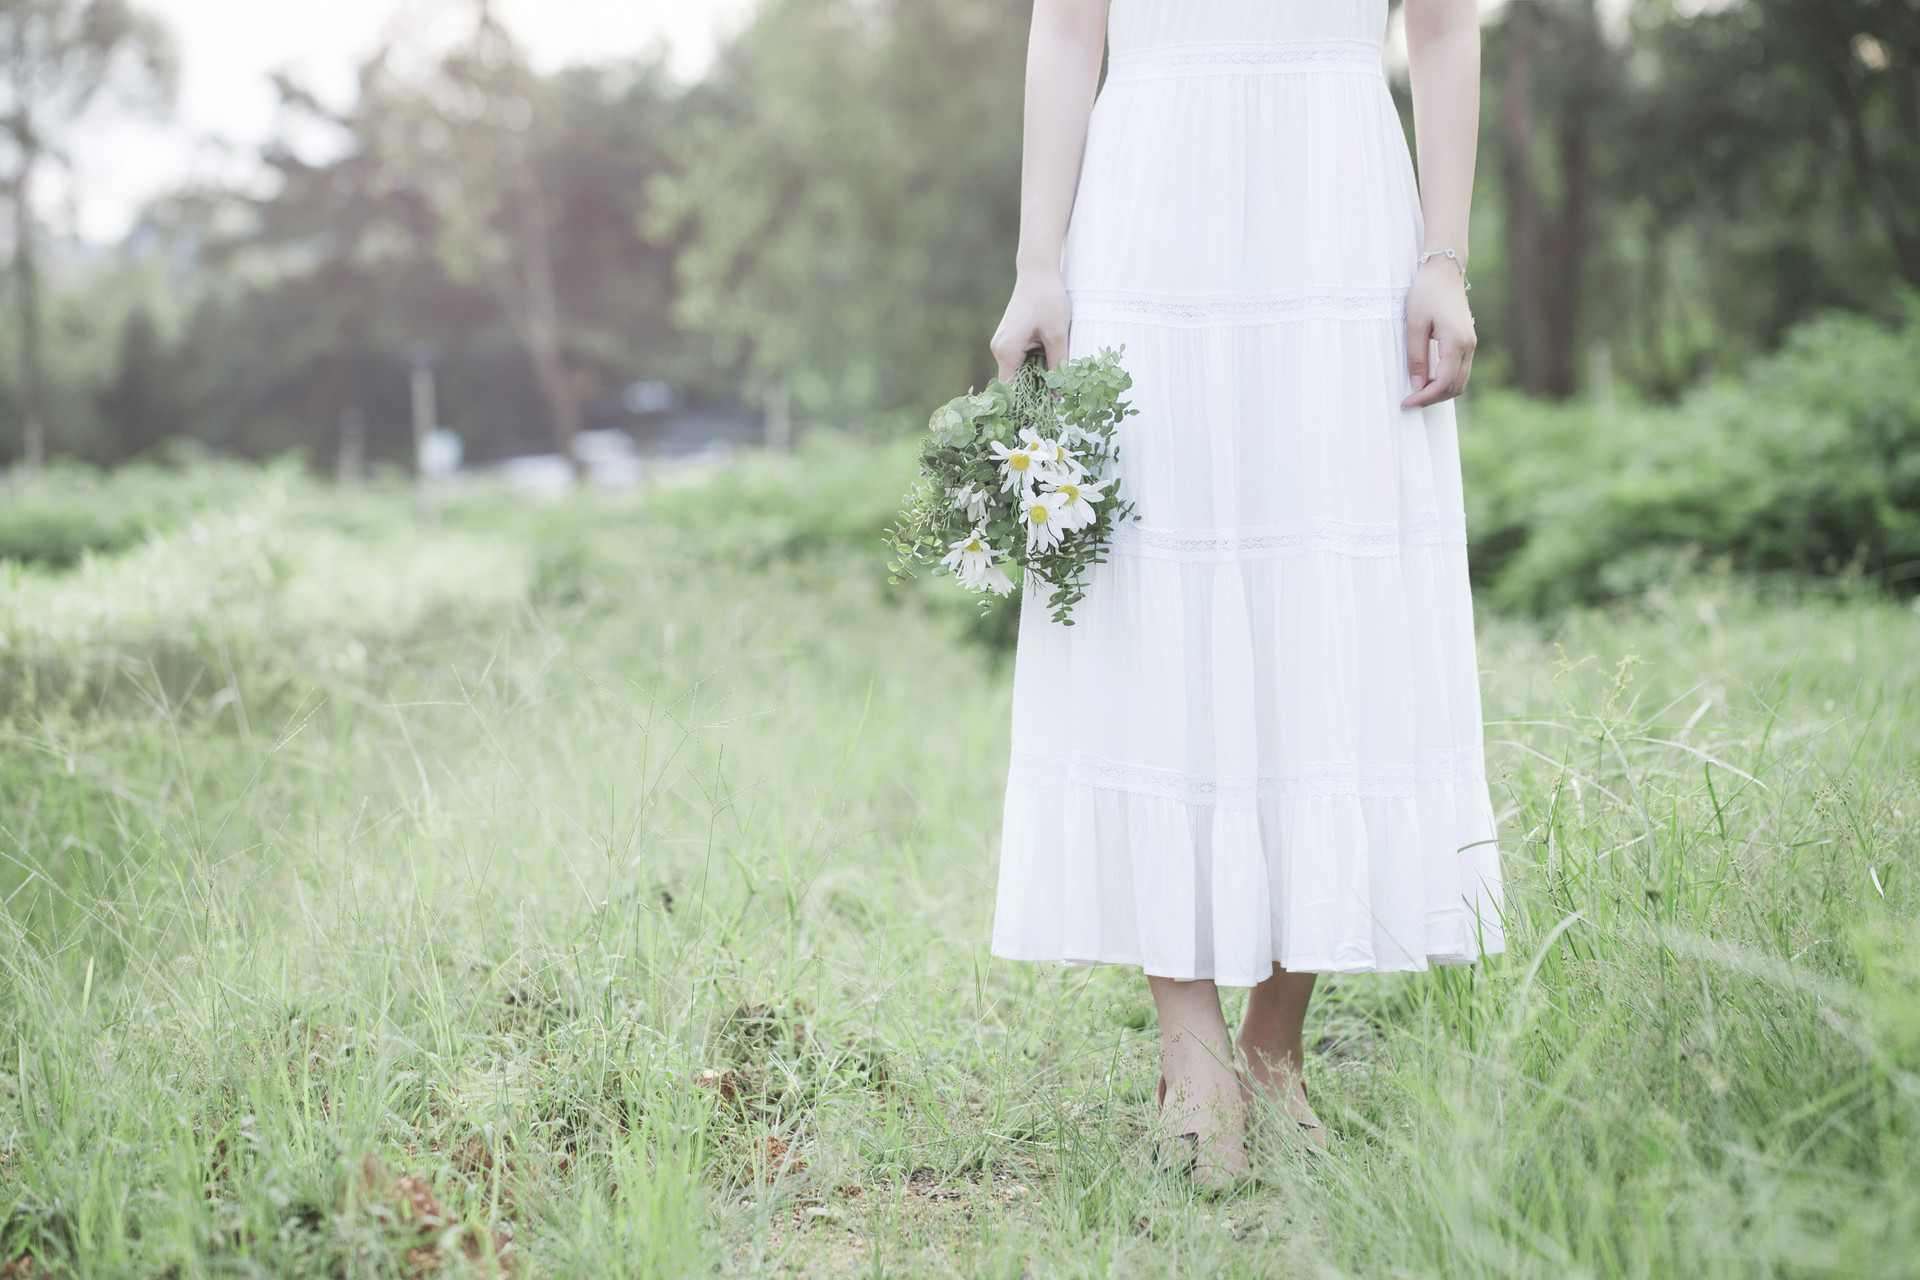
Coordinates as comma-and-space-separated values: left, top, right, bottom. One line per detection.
991, 0, 1505, 985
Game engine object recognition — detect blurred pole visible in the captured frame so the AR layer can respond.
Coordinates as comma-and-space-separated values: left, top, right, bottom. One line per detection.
337, 406, 366, 485
409, 354, 437, 480
762, 374, 792, 453
1589, 338, 1615, 419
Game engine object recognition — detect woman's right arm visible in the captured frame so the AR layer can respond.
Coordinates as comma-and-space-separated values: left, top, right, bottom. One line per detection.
989, 0, 1109, 381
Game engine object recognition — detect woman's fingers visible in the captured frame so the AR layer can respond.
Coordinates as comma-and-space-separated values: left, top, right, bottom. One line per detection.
1403, 313, 1477, 407
1427, 342, 1464, 403
990, 320, 1036, 380
992, 325, 1063, 379
990, 274, 1073, 381
992, 331, 1029, 381
1041, 325, 1068, 370
1402, 264, 1476, 407
1453, 344, 1475, 398
1403, 335, 1471, 408
1405, 314, 1432, 396
1403, 317, 1440, 408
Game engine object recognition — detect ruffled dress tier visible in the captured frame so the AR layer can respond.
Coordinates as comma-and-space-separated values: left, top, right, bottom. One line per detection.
991, 0, 1505, 986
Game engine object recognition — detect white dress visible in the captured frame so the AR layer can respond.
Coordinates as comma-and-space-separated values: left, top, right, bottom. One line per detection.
991, 0, 1505, 985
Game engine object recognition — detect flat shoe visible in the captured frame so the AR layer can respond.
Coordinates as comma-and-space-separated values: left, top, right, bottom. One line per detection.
1152, 1075, 1199, 1173
1153, 1130, 1202, 1177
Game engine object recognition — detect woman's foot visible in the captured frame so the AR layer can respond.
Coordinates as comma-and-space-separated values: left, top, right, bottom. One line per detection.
1236, 1050, 1330, 1149
1235, 964, 1330, 1149
1147, 975, 1252, 1187
1156, 1067, 1251, 1185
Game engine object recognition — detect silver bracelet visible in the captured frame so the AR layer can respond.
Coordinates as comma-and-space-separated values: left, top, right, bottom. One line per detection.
1417, 248, 1472, 292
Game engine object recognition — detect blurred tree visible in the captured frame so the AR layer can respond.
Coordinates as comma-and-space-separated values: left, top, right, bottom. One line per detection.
1628, 0, 1920, 287
1475, 0, 1920, 401
140, 25, 692, 470
653, 0, 1027, 426
1585, 2, 1893, 394
407, 3, 585, 471
96, 302, 175, 455
27, 0, 1920, 475
1492, 0, 1620, 399
1783, 0, 1920, 287
0, 0, 172, 467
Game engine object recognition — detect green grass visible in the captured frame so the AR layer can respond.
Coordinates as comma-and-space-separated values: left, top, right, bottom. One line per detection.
1, 439, 1916, 1278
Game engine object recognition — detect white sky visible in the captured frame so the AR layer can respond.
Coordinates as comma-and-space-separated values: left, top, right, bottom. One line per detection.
64, 0, 758, 243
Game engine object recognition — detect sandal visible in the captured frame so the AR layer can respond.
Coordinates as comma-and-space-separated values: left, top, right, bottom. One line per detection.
1290, 1077, 1332, 1148
1236, 1057, 1333, 1149
1152, 1074, 1205, 1174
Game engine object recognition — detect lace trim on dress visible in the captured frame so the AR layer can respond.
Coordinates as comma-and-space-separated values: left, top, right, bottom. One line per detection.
1110, 511, 1467, 563
1105, 39, 1386, 83
1009, 748, 1487, 809
1070, 286, 1405, 329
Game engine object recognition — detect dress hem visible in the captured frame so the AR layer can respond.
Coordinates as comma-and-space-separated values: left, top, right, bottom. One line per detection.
988, 939, 1506, 984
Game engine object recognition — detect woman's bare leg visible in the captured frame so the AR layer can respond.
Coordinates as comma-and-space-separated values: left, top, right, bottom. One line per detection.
1235, 963, 1327, 1145
1148, 976, 1250, 1177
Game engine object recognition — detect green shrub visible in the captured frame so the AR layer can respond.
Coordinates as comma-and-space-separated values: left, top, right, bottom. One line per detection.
1464, 295, 1920, 612
0, 457, 285, 569
641, 432, 914, 566
0, 502, 145, 568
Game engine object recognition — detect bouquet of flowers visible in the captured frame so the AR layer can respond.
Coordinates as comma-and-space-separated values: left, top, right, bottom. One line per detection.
885, 348, 1135, 624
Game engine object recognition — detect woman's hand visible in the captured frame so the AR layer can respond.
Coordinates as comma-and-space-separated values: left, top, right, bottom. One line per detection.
1402, 256, 1477, 408
990, 270, 1072, 381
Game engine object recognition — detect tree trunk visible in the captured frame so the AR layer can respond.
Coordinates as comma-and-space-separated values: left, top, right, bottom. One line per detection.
1544, 38, 1592, 400
1500, 1, 1548, 396
1838, 76, 1920, 287
1798, 3, 1920, 287
511, 172, 584, 475
13, 156, 46, 469
337, 406, 366, 485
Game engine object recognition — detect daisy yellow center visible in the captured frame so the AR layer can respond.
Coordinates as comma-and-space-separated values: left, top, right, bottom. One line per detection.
965, 538, 983, 551
1058, 484, 1080, 502
1028, 504, 1050, 523
1009, 453, 1030, 471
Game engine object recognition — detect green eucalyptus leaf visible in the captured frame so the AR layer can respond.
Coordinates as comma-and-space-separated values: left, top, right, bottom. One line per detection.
897, 347, 1136, 620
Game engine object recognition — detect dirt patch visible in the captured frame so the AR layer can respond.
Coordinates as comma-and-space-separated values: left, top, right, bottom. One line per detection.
357, 1154, 513, 1278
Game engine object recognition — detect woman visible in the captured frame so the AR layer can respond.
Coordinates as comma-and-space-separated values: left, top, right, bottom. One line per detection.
988, 0, 1501, 1180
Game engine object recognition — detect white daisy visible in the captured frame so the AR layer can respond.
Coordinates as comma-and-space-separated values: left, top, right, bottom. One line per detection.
1018, 489, 1067, 552
979, 561, 1015, 596
936, 529, 998, 583
1055, 422, 1094, 448
946, 483, 990, 524
1022, 429, 1085, 479
990, 438, 1041, 492
1047, 476, 1108, 531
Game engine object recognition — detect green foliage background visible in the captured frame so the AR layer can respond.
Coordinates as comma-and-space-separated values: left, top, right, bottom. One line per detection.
2, 0, 1916, 456
1466, 294, 1920, 613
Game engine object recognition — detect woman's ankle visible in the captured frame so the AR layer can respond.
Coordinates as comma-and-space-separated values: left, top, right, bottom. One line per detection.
1238, 967, 1317, 1070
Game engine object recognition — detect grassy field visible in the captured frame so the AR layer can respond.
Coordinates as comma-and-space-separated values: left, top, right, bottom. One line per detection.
1, 440, 1916, 1278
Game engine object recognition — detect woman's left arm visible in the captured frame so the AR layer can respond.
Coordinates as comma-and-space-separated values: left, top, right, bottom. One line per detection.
1401, 0, 1481, 409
